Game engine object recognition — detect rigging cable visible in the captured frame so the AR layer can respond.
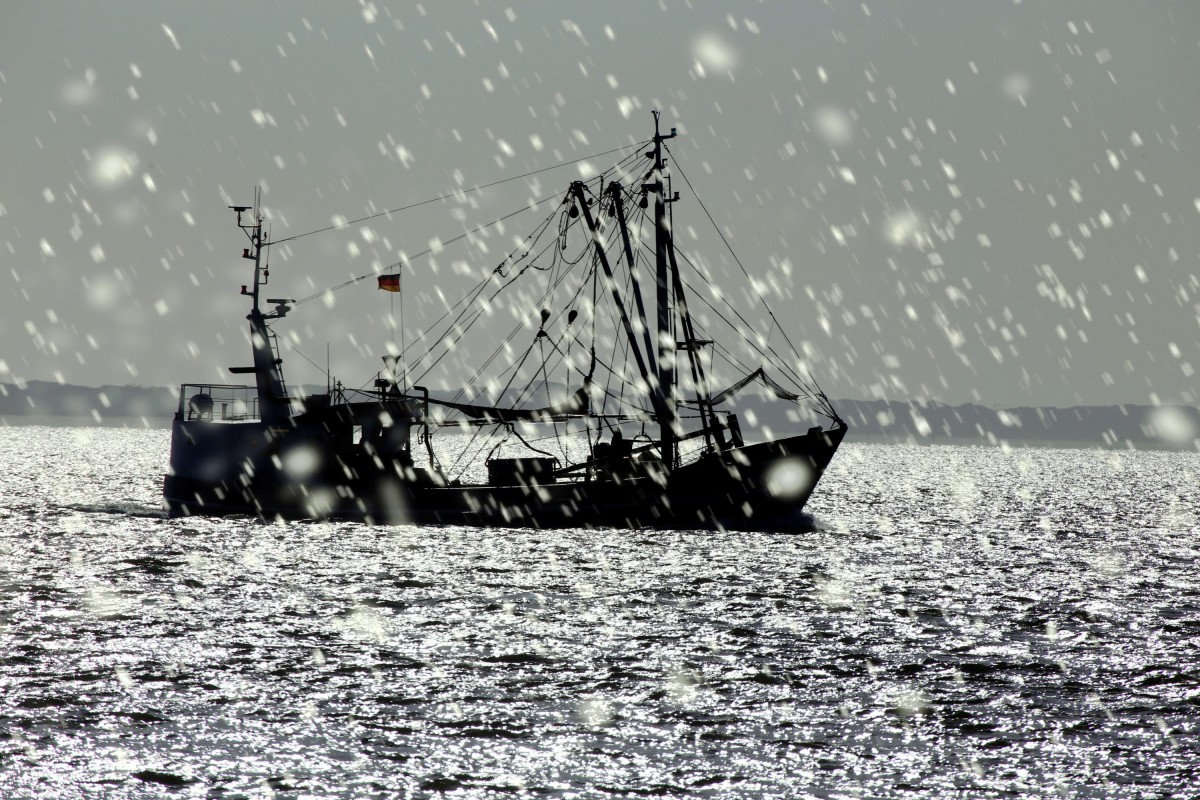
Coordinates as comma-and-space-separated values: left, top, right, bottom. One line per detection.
664, 143, 834, 412
636, 218, 833, 417
407, 150, 650, 395
272, 141, 650, 246
291, 201, 542, 306
386, 148, 651, 392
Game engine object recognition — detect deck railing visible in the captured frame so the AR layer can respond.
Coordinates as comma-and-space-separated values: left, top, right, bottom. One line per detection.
176, 384, 260, 421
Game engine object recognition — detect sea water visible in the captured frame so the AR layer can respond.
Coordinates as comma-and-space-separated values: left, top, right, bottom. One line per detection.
1, 425, 1197, 799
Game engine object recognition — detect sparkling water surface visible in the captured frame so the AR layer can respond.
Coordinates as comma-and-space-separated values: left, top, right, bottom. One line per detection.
1, 426, 1198, 799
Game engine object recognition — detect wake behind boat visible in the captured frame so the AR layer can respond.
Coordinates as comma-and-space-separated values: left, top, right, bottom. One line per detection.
163, 114, 847, 530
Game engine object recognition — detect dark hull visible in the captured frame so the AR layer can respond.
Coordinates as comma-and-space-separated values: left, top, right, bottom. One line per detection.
163, 424, 846, 532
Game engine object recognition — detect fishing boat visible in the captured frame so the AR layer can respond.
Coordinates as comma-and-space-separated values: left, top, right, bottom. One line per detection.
163, 114, 846, 530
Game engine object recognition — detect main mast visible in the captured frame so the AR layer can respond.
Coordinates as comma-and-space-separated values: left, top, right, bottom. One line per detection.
647, 111, 678, 468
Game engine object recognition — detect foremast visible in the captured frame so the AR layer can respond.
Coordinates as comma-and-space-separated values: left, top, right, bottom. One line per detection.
230, 192, 290, 426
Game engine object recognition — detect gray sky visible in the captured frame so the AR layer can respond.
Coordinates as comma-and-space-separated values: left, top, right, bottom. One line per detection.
2, 1, 1198, 406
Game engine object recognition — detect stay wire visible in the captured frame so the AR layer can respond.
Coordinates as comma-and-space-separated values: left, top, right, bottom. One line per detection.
292, 201, 543, 306
389, 148, 650, 389
624, 199, 832, 419
657, 234, 824, 402
273, 141, 650, 246
664, 143, 833, 407
409, 149, 648, 397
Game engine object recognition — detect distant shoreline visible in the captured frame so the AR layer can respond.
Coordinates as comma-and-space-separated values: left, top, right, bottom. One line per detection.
2, 380, 1197, 451
0, 414, 170, 430
2, 417, 1195, 453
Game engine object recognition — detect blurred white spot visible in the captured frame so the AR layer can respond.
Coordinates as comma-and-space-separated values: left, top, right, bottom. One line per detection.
838, 167, 856, 185
84, 587, 128, 618
813, 107, 853, 146
281, 442, 322, 480
61, 78, 97, 107
1003, 73, 1030, 104
815, 575, 852, 608
884, 210, 928, 249
162, 24, 180, 50
302, 486, 337, 518
765, 458, 813, 500
667, 669, 702, 703
692, 31, 738, 74
1147, 407, 1198, 444
230, 59, 241, 73
250, 109, 277, 128
90, 146, 140, 189
575, 698, 613, 726
86, 276, 120, 310
336, 606, 390, 643
155, 300, 169, 316
90, 244, 105, 263
894, 690, 930, 718
114, 666, 134, 689
911, 411, 932, 436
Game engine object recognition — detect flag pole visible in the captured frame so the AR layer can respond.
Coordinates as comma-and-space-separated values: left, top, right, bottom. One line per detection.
400, 264, 406, 393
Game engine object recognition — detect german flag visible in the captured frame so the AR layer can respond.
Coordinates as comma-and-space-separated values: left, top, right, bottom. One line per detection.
377, 274, 400, 292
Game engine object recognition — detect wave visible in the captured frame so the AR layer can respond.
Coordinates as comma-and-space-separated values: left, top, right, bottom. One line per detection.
60, 501, 166, 519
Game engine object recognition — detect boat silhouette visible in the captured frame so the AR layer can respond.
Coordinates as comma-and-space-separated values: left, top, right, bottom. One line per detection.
163, 114, 846, 529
